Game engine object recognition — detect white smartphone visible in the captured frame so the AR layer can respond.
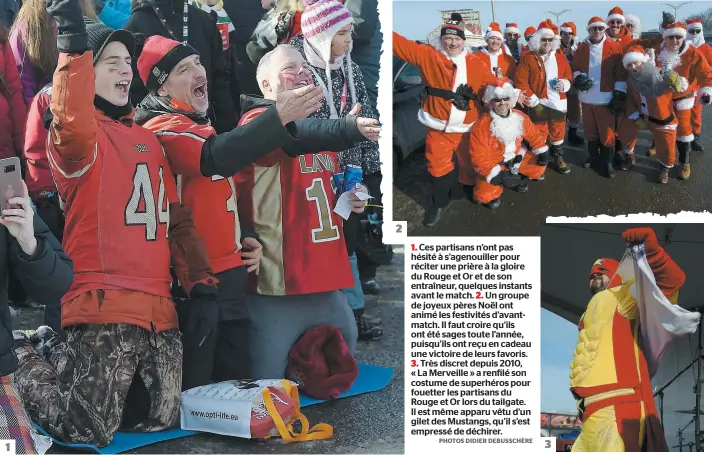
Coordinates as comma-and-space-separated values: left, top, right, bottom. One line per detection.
0, 157, 23, 213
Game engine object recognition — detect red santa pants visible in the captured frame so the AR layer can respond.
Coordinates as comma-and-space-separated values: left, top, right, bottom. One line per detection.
567, 90, 581, 127
691, 103, 702, 135
582, 103, 617, 147
529, 105, 566, 145
619, 117, 679, 168
425, 129, 475, 184
474, 152, 546, 204
675, 106, 694, 142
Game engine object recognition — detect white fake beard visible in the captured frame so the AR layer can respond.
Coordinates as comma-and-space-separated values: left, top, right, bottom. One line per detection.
490, 110, 524, 147
689, 33, 705, 48
658, 46, 682, 70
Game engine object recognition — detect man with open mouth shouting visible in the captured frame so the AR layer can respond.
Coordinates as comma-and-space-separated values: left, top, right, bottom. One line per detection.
134, 36, 380, 387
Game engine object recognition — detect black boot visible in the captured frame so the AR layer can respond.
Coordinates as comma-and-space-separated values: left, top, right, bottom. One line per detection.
583, 141, 599, 168
568, 126, 584, 145
423, 172, 454, 228
692, 134, 704, 152
678, 141, 691, 180
601, 146, 615, 178
549, 144, 571, 174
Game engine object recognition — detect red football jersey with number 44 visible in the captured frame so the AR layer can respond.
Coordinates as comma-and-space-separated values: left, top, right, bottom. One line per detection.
47, 117, 176, 303
234, 107, 354, 295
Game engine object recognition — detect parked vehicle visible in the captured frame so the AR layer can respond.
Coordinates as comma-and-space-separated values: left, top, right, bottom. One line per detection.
393, 56, 426, 176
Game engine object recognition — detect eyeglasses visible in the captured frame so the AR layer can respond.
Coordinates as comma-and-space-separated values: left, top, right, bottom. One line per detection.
591, 27, 606, 32
492, 97, 510, 103
541, 38, 554, 42
690, 29, 702, 35
609, 20, 624, 25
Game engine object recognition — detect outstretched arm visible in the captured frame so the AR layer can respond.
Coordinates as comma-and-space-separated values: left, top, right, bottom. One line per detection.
622, 227, 686, 298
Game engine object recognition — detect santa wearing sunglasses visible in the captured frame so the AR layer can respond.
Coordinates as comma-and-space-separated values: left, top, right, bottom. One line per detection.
686, 18, 712, 153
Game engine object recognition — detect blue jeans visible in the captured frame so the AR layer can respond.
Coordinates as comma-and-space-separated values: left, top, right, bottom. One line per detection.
341, 253, 365, 312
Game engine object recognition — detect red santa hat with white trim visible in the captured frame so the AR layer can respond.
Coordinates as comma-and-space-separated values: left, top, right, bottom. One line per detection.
622, 44, 649, 68
587, 16, 607, 31
482, 77, 516, 104
536, 19, 556, 37
560, 22, 577, 39
485, 22, 504, 41
607, 6, 625, 23
686, 18, 703, 32
504, 23, 521, 35
662, 21, 688, 38
524, 25, 536, 40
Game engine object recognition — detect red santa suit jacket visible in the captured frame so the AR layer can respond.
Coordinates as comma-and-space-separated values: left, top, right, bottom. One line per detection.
470, 109, 548, 182
632, 39, 712, 107
571, 36, 627, 105
473, 48, 517, 80
393, 31, 498, 133
515, 49, 573, 112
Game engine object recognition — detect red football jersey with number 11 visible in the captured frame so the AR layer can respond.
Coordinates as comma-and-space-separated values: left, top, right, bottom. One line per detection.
234, 107, 354, 296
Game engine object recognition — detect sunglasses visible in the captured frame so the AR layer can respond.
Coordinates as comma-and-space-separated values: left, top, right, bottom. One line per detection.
609, 20, 624, 25
591, 27, 606, 32
541, 38, 554, 42
690, 29, 702, 35
493, 97, 510, 103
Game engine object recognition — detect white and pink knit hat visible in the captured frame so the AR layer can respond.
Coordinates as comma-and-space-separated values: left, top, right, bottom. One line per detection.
301, 0, 356, 118
302, 0, 354, 57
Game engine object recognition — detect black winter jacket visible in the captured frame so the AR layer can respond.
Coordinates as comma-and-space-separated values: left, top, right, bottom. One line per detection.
124, 0, 237, 133
221, 0, 264, 95
0, 207, 73, 377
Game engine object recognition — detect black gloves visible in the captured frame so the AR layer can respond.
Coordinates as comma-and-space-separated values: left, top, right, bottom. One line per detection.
453, 83, 476, 111
46, 0, 87, 54
536, 150, 551, 166
574, 74, 593, 92
186, 283, 220, 348
608, 90, 626, 115
490, 170, 522, 188
662, 12, 675, 29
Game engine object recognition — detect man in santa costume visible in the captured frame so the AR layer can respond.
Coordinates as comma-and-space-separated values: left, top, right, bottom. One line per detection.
625, 13, 643, 40
570, 16, 627, 178
571, 227, 684, 452
469, 79, 549, 210
504, 22, 523, 63
687, 18, 712, 152
617, 45, 689, 183
476, 22, 517, 80
515, 19, 573, 174
606, 6, 633, 49
635, 21, 712, 180
393, 14, 500, 227
519, 26, 536, 60
561, 22, 584, 145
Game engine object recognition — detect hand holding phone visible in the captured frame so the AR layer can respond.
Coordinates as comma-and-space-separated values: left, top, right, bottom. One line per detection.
0, 178, 38, 256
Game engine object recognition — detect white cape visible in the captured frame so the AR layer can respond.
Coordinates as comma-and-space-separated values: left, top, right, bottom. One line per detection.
612, 245, 701, 378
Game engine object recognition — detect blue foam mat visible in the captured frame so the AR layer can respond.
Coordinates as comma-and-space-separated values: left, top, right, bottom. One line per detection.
299, 363, 394, 406
33, 363, 394, 454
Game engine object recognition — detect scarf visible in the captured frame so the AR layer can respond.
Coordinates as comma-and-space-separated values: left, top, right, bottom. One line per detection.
134, 93, 209, 125
303, 39, 357, 119
94, 95, 133, 120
